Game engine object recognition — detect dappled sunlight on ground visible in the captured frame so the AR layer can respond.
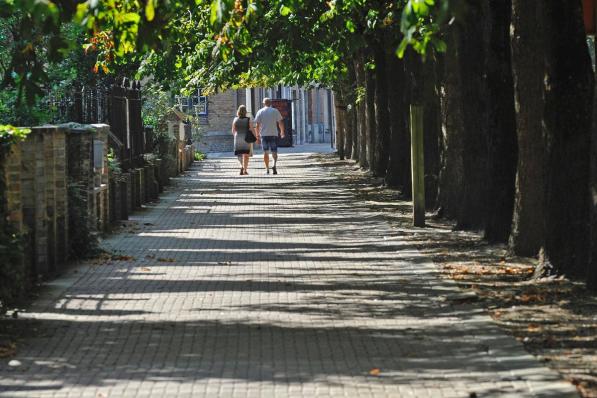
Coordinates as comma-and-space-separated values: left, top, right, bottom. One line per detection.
316, 153, 597, 398
0, 149, 579, 397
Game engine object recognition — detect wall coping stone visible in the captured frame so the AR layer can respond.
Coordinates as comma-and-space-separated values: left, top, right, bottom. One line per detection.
59, 123, 110, 133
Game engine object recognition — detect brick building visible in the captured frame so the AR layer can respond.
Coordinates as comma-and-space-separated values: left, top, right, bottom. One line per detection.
182, 87, 335, 153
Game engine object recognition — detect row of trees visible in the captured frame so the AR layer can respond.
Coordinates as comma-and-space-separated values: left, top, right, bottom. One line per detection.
337, 1, 596, 290
1, 0, 596, 290
355, 1, 597, 291
190, 0, 597, 290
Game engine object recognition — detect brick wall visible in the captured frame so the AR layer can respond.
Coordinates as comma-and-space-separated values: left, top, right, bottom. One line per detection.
1, 122, 194, 282
14, 127, 69, 276
2, 125, 108, 279
196, 90, 237, 153
207, 91, 237, 134
197, 131, 234, 153
53, 129, 68, 267
5, 145, 22, 231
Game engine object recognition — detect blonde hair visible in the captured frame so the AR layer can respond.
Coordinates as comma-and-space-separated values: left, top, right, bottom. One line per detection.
237, 105, 247, 118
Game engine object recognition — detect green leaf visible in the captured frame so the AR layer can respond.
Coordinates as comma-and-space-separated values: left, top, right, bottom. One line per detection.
346, 19, 355, 33
121, 12, 141, 24
145, 0, 155, 22
434, 38, 447, 53
280, 5, 291, 16
396, 38, 409, 58
210, 0, 224, 25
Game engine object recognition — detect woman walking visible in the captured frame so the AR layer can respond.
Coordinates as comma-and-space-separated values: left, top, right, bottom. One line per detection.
231, 105, 253, 175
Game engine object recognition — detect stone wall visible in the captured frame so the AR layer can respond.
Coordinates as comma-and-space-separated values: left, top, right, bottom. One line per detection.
198, 90, 237, 153
66, 124, 109, 237
207, 91, 237, 134
11, 127, 70, 276
196, 131, 234, 153
2, 123, 194, 281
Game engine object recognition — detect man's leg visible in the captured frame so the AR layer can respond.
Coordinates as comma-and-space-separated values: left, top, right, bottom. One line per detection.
271, 138, 279, 174
272, 152, 278, 173
263, 151, 270, 172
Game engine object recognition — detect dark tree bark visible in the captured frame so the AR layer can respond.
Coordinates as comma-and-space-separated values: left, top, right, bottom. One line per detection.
354, 56, 367, 167
423, 55, 442, 210
334, 90, 346, 160
590, 76, 597, 290
373, 39, 390, 177
509, 0, 546, 256
540, 0, 594, 278
455, 0, 490, 230
437, 1, 490, 227
348, 60, 360, 163
385, 51, 410, 192
589, 63, 597, 290
365, 63, 377, 171
349, 101, 358, 161
344, 65, 355, 159
437, 25, 465, 218
484, 0, 518, 243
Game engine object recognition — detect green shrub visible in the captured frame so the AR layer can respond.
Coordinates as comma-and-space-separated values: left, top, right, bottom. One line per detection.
194, 151, 206, 161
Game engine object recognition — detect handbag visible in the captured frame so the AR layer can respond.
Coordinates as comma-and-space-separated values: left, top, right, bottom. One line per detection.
244, 117, 257, 143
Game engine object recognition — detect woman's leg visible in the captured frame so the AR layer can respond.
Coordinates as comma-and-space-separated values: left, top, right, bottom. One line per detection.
243, 154, 249, 172
237, 155, 244, 174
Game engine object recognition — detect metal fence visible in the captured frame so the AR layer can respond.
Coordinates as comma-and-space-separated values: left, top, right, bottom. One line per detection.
44, 78, 147, 170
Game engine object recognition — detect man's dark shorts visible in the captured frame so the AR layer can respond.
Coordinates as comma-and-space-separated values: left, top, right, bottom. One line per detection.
261, 136, 278, 153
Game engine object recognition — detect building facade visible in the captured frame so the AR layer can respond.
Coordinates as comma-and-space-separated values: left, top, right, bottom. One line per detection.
182, 86, 335, 153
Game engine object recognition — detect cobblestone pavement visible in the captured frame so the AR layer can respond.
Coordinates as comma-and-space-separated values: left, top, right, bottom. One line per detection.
0, 147, 579, 397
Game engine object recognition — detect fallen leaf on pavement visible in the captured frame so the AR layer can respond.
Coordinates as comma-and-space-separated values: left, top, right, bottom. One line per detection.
369, 368, 381, 376
518, 294, 545, 303
112, 255, 135, 261
0, 343, 16, 358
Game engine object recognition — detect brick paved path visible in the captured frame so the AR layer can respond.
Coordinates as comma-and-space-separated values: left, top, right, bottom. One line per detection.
0, 148, 578, 397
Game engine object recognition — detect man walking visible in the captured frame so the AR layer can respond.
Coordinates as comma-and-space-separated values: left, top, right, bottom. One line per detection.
255, 98, 285, 175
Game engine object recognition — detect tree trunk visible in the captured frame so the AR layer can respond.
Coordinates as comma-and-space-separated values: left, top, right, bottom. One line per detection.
423, 55, 442, 210
334, 92, 346, 160
437, 25, 465, 218
590, 73, 597, 290
385, 51, 410, 191
509, 0, 546, 256
484, 0, 518, 243
354, 56, 367, 167
590, 31, 597, 290
350, 101, 358, 161
365, 63, 377, 171
540, 0, 594, 278
345, 63, 356, 159
455, 0, 490, 230
373, 40, 390, 177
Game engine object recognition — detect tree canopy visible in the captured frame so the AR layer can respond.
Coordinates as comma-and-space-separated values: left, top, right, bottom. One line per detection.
0, 0, 449, 107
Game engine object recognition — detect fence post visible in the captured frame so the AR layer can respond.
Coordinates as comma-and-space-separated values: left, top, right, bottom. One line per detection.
410, 104, 425, 227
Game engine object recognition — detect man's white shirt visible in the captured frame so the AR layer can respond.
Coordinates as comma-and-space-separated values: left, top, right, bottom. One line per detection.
255, 106, 283, 137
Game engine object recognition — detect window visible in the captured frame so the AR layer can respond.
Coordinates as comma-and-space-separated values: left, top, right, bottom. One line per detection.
175, 89, 208, 117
